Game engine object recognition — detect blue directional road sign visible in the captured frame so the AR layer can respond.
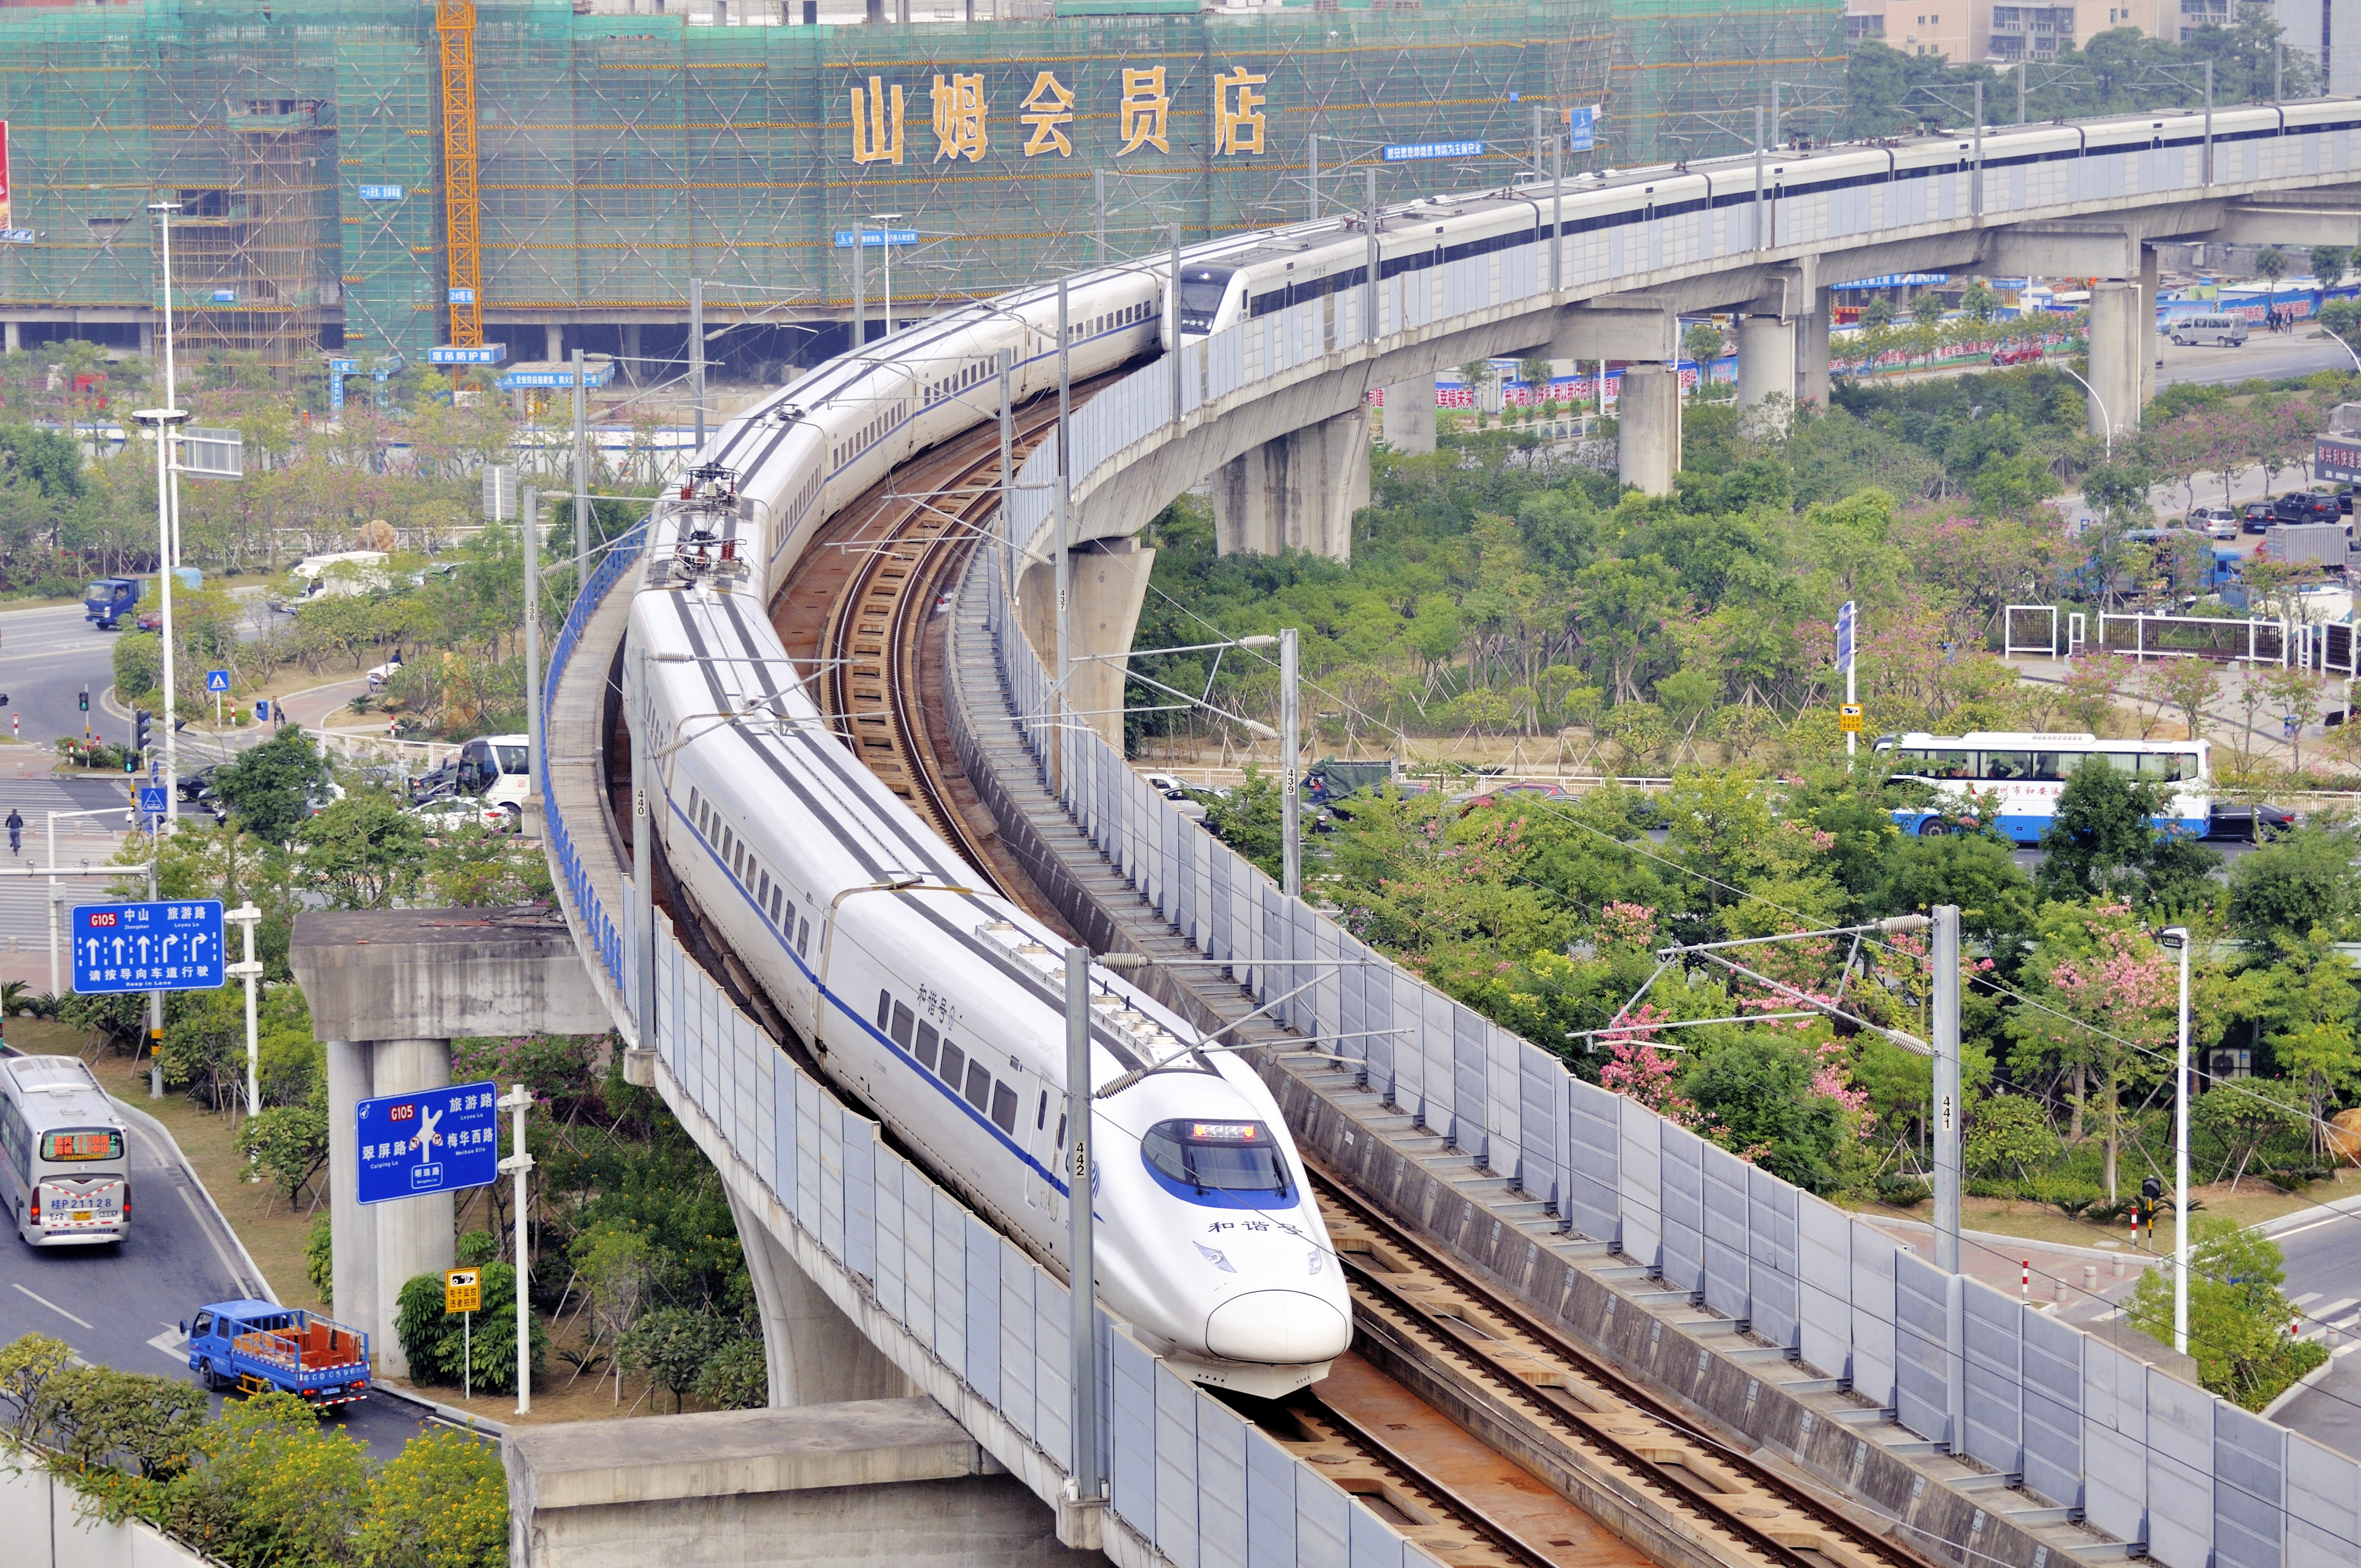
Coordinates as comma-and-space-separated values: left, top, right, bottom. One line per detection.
205, 669, 231, 693
1568, 106, 1597, 153
1836, 600, 1857, 673
833, 228, 918, 247
355, 1081, 501, 1205
137, 786, 168, 815
70, 901, 224, 994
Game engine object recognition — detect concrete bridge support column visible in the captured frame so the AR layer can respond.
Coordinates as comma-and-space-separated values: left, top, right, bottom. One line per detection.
1211, 406, 1366, 562
324, 1035, 454, 1379
2086, 280, 2145, 443
1617, 363, 1680, 496
1016, 537, 1157, 750
725, 1186, 913, 1406
1736, 313, 1796, 428
2141, 246, 2161, 408
1383, 373, 1435, 454
545, 323, 564, 363
1798, 291, 1832, 411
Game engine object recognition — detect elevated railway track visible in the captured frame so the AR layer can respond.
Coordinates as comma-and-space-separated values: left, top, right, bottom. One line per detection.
607, 392, 1947, 1568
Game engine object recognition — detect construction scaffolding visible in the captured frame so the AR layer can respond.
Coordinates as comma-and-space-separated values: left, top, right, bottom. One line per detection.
1609, 0, 1847, 164
0, 0, 1831, 372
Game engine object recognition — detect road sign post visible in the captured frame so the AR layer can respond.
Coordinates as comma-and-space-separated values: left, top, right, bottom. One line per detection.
1838, 704, 1864, 733
445, 1267, 481, 1400
1836, 600, 1858, 758
227, 903, 262, 1118
206, 668, 229, 727
355, 1080, 501, 1205
70, 900, 224, 994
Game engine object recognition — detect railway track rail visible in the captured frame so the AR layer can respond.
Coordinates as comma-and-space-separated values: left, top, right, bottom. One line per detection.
1308, 1165, 1934, 1568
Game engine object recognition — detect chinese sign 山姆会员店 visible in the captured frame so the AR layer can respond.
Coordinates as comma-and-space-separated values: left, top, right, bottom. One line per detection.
848, 64, 1268, 167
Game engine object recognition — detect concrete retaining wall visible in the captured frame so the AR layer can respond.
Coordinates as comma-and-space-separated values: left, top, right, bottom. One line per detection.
0, 1449, 215, 1568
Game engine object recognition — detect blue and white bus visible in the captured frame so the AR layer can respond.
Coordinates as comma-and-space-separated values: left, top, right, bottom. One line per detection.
1872, 731, 2211, 844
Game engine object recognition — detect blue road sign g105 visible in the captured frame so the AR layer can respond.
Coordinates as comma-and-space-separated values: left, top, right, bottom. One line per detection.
356, 1081, 501, 1204
72, 901, 224, 993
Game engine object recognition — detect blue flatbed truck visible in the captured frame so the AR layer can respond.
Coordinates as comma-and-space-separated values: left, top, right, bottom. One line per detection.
182, 1299, 370, 1407
83, 577, 140, 630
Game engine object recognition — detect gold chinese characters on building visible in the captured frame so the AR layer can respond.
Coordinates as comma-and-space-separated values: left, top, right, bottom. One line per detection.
844, 66, 1264, 166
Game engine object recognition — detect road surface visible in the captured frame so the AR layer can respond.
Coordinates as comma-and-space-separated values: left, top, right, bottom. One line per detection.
0, 603, 128, 758
0, 1079, 430, 1460
2156, 331, 2355, 389
2260, 1196, 2361, 1458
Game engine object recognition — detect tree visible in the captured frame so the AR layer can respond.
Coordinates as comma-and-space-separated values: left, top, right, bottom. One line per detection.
2191, 1077, 2309, 1187
2264, 939, 2361, 1157
2310, 246, 2349, 290
2127, 1216, 2325, 1409
1911, 290, 1946, 328
210, 727, 327, 843
294, 792, 425, 908
2059, 653, 2132, 735
43, 1365, 210, 1480
1963, 1093, 2059, 1178
1860, 296, 1897, 330
2257, 666, 2327, 774
2005, 907, 2174, 1198
693, 1337, 769, 1410
619, 1306, 733, 1412
2256, 246, 2290, 289
0, 1331, 73, 1441
1959, 279, 1998, 323
2225, 825, 2361, 944
157, 1390, 373, 1566
2138, 656, 2217, 746
2034, 753, 2187, 902
1869, 832, 2036, 945
355, 1430, 509, 1568
235, 1088, 329, 1204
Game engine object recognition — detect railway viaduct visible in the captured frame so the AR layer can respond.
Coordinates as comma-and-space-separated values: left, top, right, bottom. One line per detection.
519, 107, 2361, 1568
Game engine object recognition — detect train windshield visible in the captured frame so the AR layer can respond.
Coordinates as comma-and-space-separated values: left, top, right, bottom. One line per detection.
1142, 1119, 1291, 1195
1175, 268, 1236, 331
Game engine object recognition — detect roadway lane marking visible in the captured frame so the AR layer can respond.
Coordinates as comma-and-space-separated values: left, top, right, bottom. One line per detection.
124, 1121, 257, 1300
12, 1282, 91, 1330
2338, 1341, 2361, 1359
2294, 1292, 2324, 1308
2260, 1212, 2361, 1242
147, 1325, 187, 1364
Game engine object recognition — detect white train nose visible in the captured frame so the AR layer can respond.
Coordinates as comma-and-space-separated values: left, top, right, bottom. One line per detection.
1204, 1291, 1350, 1363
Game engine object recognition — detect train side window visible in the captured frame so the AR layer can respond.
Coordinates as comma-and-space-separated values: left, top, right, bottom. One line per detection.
937, 1039, 967, 1089
758, 870, 770, 906
990, 1082, 1018, 1134
688, 788, 701, 820
964, 1061, 992, 1112
915, 1022, 940, 1072
890, 1003, 914, 1050
876, 992, 891, 1030
769, 886, 784, 924
1054, 1112, 1067, 1150
1036, 1090, 1047, 1130
797, 917, 810, 954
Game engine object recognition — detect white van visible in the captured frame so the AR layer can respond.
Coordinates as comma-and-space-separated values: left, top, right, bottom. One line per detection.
2168, 314, 2248, 346
0, 1055, 130, 1247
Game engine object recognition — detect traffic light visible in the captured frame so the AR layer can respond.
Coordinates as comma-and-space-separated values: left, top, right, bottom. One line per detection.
133, 710, 151, 756
78, 689, 89, 714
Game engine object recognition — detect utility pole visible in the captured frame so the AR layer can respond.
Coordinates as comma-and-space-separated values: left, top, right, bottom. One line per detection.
632, 643, 655, 1056
1280, 628, 1301, 900
1169, 222, 1184, 423
689, 276, 707, 453
1365, 167, 1379, 333
1933, 904, 1962, 1273
1972, 83, 1984, 217
572, 349, 590, 592
851, 219, 866, 349
1753, 106, 1766, 251
1307, 132, 1319, 221
497, 1083, 535, 1414
2203, 60, 2214, 186
1551, 115, 1564, 293
997, 349, 1015, 602
1063, 947, 1100, 1518
1053, 277, 1071, 793
2019, 59, 2028, 126
228, 904, 262, 1119
521, 486, 542, 813
2162, 927, 2193, 1354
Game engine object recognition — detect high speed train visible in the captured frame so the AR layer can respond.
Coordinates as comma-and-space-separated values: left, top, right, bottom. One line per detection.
622, 98, 2361, 1395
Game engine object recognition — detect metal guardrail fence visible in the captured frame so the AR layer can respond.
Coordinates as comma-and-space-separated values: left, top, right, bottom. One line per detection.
985, 358, 2361, 1568
2003, 603, 2357, 677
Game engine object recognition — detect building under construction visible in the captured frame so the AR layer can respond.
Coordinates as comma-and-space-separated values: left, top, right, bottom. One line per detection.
0, 0, 1837, 374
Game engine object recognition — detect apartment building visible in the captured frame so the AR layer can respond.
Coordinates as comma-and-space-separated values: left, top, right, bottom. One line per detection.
1844, 0, 2172, 62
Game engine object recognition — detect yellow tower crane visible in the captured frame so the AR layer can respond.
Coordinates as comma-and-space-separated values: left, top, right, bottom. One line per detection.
436, 0, 484, 350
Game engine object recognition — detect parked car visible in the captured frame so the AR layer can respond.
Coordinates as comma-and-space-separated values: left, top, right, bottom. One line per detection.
409, 795, 517, 832
133, 609, 163, 633
2242, 502, 2278, 533
2206, 803, 2297, 841
1988, 344, 2043, 367
2275, 491, 2345, 524
2189, 505, 2240, 540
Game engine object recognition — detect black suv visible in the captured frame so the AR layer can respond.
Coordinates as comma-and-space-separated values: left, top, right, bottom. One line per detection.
2272, 492, 2344, 524
2242, 502, 2278, 533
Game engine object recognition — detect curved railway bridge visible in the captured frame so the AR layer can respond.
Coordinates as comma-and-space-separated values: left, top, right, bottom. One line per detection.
537, 104, 2361, 1568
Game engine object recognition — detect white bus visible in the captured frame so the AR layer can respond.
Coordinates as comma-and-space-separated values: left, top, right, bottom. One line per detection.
0, 1055, 130, 1246
1873, 731, 2212, 844
453, 734, 532, 812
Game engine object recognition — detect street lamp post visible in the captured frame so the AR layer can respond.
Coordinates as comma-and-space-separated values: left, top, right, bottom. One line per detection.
227, 904, 262, 1120
2054, 360, 2114, 461
2160, 926, 2193, 1354
145, 200, 185, 835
